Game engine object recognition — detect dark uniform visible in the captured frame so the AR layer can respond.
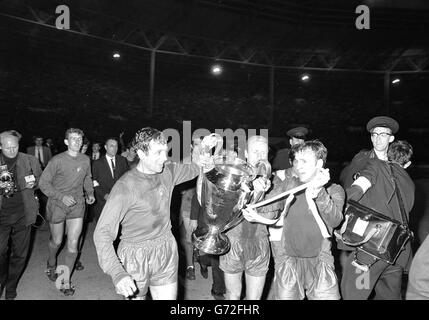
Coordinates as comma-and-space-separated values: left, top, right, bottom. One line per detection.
272, 127, 308, 171
340, 159, 415, 300
339, 116, 399, 189
339, 149, 379, 189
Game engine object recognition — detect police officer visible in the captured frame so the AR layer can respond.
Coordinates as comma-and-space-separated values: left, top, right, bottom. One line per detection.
272, 127, 308, 171
339, 116, 399, 189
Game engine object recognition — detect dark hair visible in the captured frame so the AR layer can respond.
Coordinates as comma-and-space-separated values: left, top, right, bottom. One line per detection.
65, 128, 84, 139
388, 140, 413, 166
290, 139, 328, 166
131, 127, 166, 154
105, 137, 118, 145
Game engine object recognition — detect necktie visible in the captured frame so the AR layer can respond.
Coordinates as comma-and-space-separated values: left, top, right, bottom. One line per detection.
111, 158, 115, 178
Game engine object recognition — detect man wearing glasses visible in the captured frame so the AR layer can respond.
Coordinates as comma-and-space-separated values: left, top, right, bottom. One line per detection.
339, 116, 399, 189
337, 116, 399, 283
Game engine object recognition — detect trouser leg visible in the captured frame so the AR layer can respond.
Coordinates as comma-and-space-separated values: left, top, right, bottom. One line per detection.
211, 255, 226, 294
341, 251, 388, 300
5, 224, 31, 298
0, 224, 12, 288
373, 265, 403, 300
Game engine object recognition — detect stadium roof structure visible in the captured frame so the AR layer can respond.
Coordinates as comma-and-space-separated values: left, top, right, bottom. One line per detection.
1, 0, 429, 74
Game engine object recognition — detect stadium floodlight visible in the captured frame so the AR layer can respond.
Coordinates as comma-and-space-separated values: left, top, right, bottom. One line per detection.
301, 74, 310, 82
211, 64, 223, 76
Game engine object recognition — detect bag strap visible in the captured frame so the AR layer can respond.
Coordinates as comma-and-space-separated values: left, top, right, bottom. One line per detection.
334, 213, 381, 246
305, 190, 330, 238
388, 163, 409, 226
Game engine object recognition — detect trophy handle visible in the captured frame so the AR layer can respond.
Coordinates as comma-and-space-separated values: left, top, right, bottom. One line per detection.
201, 133, 223, 157
223, 159, 272, 232
222, 191, 250, 232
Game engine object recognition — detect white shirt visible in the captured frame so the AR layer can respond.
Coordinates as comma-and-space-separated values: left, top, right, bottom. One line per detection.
35, 146, 44, 164
106, 155, 115, 178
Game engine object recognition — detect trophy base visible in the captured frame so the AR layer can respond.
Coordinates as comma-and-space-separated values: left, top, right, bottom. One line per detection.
192, 226, 230, 255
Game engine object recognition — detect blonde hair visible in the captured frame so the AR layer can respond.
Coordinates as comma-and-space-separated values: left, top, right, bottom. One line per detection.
246, 135, 268, 149
0, 130, 22, 145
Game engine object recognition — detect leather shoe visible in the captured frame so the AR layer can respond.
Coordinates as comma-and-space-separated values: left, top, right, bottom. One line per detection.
200, 264, 208, 279
75, 260, 84, 271
211, 289, 225, 300
45, 262, 58, 282
186, 266, 196, 280
60, 282, 75, 296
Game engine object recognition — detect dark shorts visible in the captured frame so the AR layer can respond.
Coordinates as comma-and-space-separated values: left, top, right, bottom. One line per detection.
117, 232, 178, 296
219, 236, 270, 277
46, 199, 86, 224
275, 249, 340, 300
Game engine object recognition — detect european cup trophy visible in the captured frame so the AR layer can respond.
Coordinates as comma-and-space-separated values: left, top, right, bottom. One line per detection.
192, 153, 271, 255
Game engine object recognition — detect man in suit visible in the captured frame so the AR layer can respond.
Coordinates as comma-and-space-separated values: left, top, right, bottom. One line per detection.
27, 135, 52, 221
27, 135, 52, 170
90, 142, 102, 161
45, 138, 58, 156
74, 138, 128, 271
92, 138, 129, 222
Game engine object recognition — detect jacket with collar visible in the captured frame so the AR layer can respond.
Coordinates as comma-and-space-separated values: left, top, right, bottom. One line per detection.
0, 152, 42, 226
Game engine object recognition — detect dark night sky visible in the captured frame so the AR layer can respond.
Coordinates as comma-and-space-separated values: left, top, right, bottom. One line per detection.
1, 0, 429, 163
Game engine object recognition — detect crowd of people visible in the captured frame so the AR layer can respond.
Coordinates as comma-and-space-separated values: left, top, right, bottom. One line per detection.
0, 115, 428, 300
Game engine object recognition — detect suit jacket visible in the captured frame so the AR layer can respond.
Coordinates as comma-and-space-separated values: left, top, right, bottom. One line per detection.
0, 152, 42, 226
45, 143, 58, 156
27, 145, 52, 169
90, 152, 101, 161
92, 155, 129, 216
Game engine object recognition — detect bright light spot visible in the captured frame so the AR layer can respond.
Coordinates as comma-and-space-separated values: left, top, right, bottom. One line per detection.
392, 78, 400, 84
301, 74, 310, 82
211, 64, 223, 75
113, 52, 121, 59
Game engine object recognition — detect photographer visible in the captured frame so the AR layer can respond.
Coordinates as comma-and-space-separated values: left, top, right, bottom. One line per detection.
0, 130, 42, 300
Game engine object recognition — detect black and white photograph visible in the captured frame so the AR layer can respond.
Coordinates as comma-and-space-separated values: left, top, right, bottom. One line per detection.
0, 0, 429, 304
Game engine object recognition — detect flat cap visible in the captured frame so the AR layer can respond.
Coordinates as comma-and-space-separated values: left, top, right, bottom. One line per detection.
286, 127, 308, 139
366, 116, 399, 134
